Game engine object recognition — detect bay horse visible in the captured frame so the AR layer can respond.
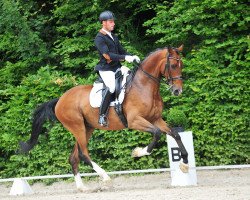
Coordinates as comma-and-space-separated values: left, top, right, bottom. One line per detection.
20, 45, 189, 191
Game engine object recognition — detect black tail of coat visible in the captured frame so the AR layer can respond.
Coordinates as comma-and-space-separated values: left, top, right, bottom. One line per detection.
19, 98, 59, 153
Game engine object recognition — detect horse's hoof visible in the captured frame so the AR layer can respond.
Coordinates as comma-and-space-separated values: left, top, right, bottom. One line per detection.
77, 185, 91, 193
102, 175, 111, 182
101, 178, 113, 190
179, 162, 189, 173
131, 147, 142, 157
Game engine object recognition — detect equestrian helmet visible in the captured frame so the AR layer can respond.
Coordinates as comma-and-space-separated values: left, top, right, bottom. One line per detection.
99, 11, 115, 22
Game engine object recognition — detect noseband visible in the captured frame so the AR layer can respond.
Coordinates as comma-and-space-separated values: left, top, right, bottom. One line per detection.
139, 51, 182, 85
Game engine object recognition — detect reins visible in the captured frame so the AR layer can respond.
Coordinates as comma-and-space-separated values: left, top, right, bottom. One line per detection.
139, 65, 161, 84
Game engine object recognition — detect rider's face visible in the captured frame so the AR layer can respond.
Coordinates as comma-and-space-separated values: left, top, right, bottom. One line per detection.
102, 20, 115, 32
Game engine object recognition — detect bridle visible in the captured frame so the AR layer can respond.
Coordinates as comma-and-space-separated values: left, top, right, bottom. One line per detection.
139, 50, 183, 85
164, 53, 183, 83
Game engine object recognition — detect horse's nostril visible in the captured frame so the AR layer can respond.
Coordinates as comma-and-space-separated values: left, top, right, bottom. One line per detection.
173, 90, 179, 96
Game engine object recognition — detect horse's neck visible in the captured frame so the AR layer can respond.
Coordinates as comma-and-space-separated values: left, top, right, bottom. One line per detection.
130, 50, 166, 96
141, 51, 165, 79
135, 50, 166, 90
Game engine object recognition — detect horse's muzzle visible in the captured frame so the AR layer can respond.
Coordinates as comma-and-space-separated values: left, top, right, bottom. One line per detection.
172, 87, 182, 96
169, 79, 183, 96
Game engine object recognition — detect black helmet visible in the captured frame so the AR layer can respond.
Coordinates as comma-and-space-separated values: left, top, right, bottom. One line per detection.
99, 11, 115, 22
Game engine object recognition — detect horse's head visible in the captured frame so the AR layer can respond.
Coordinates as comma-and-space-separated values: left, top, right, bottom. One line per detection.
162, 45, 184, 96
135, 45, 184, 96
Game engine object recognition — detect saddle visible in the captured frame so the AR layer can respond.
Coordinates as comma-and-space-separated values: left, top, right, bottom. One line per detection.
89, 66, 130, 127
95, 69, 125, 101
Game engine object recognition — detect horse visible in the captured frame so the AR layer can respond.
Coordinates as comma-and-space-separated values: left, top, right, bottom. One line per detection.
20, 45, 189, 191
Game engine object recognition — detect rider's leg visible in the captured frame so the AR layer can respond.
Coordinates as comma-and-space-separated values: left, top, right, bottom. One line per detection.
98, 70, 115, 126
99, 88, 112, 126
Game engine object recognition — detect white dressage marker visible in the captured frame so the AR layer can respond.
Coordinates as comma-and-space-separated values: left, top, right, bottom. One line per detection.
167, 131, 197, 186
9, 178, 33, 195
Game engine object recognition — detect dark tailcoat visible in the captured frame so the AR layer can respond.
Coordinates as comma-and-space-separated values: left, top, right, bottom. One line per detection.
94, 29, 129, 72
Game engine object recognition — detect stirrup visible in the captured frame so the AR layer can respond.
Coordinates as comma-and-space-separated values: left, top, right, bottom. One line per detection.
99, 114, 108, 127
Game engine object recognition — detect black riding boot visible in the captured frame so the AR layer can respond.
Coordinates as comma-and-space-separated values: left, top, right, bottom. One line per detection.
99, 88, 112, 127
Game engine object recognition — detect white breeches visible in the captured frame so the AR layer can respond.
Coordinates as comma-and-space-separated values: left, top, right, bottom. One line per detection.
99, 70, 116, 93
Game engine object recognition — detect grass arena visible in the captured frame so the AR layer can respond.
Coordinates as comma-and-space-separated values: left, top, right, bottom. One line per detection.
0, 167, 249, 200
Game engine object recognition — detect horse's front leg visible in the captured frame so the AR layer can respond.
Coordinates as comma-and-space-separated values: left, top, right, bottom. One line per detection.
154, 119, 189, 173
129, 117, 162, 157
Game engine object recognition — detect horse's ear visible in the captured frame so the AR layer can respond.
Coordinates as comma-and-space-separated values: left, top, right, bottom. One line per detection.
177, 44, 184, 52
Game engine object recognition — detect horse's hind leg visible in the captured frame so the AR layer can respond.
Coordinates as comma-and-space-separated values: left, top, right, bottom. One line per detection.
69, 143, 88, 191
67, 124, 93, 191
78, 127, 111, 182
66, 123, 111, 191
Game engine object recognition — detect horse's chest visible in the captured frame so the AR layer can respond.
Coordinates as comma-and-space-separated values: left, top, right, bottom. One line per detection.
153, 100, 163, 116
143, 99, 163, 119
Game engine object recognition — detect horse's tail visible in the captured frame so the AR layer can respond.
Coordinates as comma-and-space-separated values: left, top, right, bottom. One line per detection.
19, 98, 59, 153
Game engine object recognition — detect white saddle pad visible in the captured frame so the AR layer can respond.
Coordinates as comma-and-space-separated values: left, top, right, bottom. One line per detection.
89, 66, 130, 108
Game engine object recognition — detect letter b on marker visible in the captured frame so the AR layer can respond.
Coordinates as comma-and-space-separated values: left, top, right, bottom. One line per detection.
171, 147, 181, 162
167, 132, 197, 186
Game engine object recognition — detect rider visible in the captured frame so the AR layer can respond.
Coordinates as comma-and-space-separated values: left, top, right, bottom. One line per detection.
94, 10, 140, 127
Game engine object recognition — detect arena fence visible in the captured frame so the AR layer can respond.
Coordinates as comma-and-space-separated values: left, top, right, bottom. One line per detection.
0, 164, 249, 183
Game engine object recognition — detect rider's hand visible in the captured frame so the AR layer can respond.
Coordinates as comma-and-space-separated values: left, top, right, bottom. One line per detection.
133, 55, 140, 63
125, 55, 135, 63
125, 55, 140, 63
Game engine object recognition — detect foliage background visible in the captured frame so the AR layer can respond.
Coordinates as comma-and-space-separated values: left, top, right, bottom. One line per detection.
0, 0, 249, 178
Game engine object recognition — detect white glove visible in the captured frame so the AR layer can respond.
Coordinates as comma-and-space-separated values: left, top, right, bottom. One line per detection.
125, 55, 140, 63
133, 55, 140, 63
125, 55, 134, 63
